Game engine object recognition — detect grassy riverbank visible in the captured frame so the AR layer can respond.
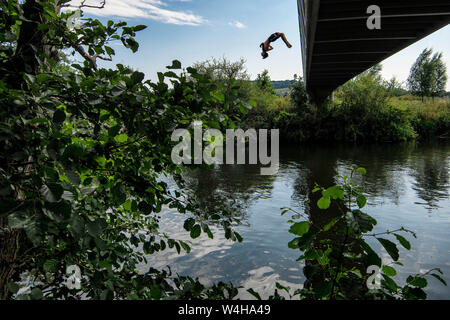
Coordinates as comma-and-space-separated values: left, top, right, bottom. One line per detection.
242, 77, 450, 143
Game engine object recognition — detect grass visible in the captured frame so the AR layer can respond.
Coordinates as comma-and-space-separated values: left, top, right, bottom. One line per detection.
390, 95, 450, 120
243, 92, 450, 143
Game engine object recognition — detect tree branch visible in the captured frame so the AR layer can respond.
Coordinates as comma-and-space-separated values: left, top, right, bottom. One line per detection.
72, 43, 98, 70
61, 0, 106, 9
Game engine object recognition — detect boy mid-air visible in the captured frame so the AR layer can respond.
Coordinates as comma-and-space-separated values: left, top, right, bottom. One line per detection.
260, 32, 292, 59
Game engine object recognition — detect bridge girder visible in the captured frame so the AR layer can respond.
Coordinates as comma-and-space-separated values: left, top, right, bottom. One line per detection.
298, 0, 450, 103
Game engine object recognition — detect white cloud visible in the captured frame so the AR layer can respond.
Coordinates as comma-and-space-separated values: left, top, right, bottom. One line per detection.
229, 21, 246, 29
69, 0, 206, 26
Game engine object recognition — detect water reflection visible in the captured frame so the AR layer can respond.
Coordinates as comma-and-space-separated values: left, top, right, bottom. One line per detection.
144, 141, 450, 299
409, 145, 450, 210
181, 164, 277, 225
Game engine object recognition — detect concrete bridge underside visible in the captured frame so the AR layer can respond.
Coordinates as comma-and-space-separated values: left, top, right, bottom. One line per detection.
298, 0, 450, 103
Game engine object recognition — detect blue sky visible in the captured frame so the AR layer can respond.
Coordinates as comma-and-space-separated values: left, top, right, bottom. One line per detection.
72, 0, 450, 90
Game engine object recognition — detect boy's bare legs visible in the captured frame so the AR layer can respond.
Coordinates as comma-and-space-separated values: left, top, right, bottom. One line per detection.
280, 33, 292, 48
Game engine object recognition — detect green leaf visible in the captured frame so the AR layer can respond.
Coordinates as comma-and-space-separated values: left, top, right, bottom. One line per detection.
167, 60, 182, 70
131, 71, 145, 85
7, 282, 20, 294
213, 92, 225, 102
179, 240, 191, 253
322, 186, 344, 200
183, 218, 195, 231
110, 86, 124, 96
296, 232, 316, 251
234, 232, 243, 243
430, 273, 447, 286
356, 167, 367, 175
323, 216, 340, 231
134, 25, 147, 31
317, 196, 331, 210
24, 219, 41, 245
43, 259, 59, 273
381, 274, 398, 292
350, 269, 363, 278
63, 144, 84, 160
123, 200, 132, 211
289, 221, 309, 237
114, 134, 128, 143
275, 282, 290, 293
394, 234, 411, 250
40, 184, 64, 203
201, 224, 214, 239
288, 238, 300, 249
190, 224, 201, 239
317, 252, 330, 266
70, 215, 85, 236
65, 170, 81, 185
356, 195, 367, 209
377, 238, 400, 261
346, 210, 377, 233
357, 239, 381, 267
247, 288, 261, 300
87, 220, 104, 237
53, 109, 66, 123
382, 265, 397, 277
43, 200, 71, 221
239, 105, 249, 115
125, 37, 139, 52
174, 242, 181, 254
164, 71, 178, 78
104, 46, 115, 56
407, 276, 428, 288
150, 284, 161, 300
8, 212, 28, 229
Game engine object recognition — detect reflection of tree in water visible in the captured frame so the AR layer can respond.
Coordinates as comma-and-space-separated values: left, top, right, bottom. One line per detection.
178, 163, 277, 224
331, 143, 416, 207
286, 142, 446, 208
409, 143, 450, 210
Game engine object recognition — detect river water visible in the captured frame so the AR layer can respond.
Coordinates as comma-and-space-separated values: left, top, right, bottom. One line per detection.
145, 141, 450, 299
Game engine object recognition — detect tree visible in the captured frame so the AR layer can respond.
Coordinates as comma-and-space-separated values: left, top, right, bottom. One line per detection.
407, 48, 447, 101
290, 76, 308, 109
336, 69, 390, 114
192, 57, 249, 84
407, 49, 434, 100
192, 57, 253, 116
0, 0, 242, 300
367, 63, 382, 78
255, 70, 275, 94
431, 52, 448, 98
385, 77, 407, 97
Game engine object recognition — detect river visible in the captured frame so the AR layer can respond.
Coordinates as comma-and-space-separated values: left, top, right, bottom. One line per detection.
144, 141, 450, 299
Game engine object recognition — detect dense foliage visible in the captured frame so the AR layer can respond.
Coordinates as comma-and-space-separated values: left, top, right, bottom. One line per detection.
0, 0, 245, 300
242, 64, 450, 143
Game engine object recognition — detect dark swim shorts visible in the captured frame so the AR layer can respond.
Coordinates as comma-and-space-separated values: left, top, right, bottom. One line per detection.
268, 32, 281, 43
